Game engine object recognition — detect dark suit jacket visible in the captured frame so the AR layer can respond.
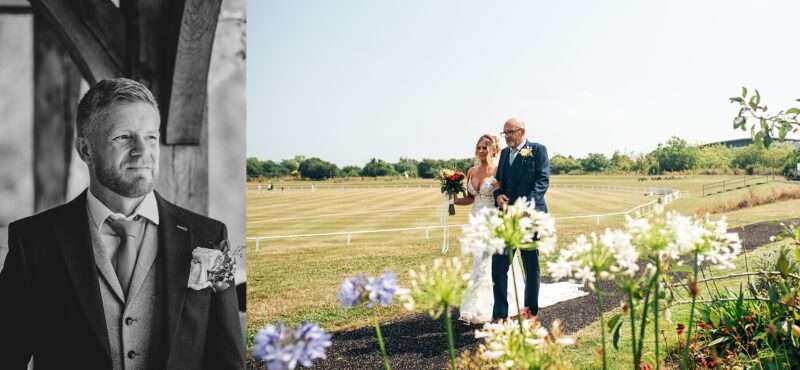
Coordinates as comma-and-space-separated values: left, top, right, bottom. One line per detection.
494, 140, 550, 213
0, 191, 245, 369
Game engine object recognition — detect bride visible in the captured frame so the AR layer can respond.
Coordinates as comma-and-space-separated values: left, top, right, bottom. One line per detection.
454, 133, 526, 324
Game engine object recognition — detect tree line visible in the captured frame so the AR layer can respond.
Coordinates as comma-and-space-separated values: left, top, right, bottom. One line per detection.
247, 137, 800, 180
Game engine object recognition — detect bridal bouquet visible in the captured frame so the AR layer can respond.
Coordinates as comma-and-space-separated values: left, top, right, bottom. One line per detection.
438, 169, 466, 215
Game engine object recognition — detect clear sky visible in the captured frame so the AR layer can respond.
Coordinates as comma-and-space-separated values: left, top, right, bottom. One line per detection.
247, 0, 800, 167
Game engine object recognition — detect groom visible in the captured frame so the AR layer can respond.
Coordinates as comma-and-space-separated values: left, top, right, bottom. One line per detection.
493, 117, 550, 320
0, 78, 244, 369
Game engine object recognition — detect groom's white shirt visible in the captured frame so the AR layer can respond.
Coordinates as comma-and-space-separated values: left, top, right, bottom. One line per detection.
509, 138, 527, 164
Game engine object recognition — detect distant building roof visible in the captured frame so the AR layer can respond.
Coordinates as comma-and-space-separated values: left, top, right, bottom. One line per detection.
701, 137, 800, 149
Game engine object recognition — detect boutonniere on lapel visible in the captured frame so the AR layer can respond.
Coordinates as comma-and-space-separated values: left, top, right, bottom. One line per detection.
188, 240, 236, 292
519, 146, 534, 158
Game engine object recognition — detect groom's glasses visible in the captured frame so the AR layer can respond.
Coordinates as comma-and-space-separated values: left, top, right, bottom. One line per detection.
500, 128, 522, 137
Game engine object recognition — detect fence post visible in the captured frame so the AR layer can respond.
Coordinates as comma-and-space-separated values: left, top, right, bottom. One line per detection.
347, 233, 351, 246
255, 238, 261, 251
596, 215, 600, 225
425, 228, 430, 240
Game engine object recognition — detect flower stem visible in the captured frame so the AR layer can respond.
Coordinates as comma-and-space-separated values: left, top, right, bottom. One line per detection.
595, 283, 608, 370
654, 260, 660, 370
628, 293, 638, 369
636, 271, 658, 364
374, 319, 392, 370
682, 251, 699, 370
444, 303, 457, 370
509, 251, 525, 335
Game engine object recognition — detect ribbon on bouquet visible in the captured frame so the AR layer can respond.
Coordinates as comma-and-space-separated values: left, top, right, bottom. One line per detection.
440, 194, 452, 254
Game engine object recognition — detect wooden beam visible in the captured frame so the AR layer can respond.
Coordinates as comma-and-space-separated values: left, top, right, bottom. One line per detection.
28, 0, 126, 84
33, 13, 81, 212
163, 0, 221, 144
124, 0, 208, 214
73, 0, 128, 74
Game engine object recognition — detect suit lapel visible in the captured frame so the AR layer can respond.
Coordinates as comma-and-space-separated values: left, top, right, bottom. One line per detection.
157, 193, 193, 352
55, 191, 112, 359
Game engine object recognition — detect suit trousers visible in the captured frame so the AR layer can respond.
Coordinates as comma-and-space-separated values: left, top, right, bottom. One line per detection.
491, 249, 540, 319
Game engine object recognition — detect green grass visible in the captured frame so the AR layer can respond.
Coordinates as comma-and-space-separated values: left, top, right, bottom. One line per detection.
245, 175, 800, 352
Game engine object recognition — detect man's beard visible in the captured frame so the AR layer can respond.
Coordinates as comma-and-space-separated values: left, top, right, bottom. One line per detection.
94, 162, 156, 198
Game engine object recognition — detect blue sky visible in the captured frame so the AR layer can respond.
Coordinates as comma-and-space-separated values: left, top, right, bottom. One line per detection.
247, 0, 800, 167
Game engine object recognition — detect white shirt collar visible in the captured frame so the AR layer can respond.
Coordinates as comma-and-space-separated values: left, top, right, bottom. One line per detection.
513, 139, 527, 151
86, 189, 160, 232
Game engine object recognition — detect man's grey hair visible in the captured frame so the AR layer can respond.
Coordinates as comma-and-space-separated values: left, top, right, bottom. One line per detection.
76, 78, 159, 138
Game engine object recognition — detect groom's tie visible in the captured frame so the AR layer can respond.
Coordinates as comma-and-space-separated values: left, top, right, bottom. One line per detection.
509, 148, 519, 165
106, 216, 144, 295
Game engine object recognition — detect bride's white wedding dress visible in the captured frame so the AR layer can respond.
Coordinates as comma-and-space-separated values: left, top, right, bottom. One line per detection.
459, 176, 526, 323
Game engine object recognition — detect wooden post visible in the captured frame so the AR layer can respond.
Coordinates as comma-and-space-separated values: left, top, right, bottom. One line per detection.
33, 13, 81, 212
124, 0, 209, 214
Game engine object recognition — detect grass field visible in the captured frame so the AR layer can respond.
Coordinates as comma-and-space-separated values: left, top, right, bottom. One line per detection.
245, 175, 800, 346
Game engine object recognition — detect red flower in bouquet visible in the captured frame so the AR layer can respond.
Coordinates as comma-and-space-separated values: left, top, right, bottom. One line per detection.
439, 169, 466, 215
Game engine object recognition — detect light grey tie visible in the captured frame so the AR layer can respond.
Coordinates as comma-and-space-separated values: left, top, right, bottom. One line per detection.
106, 216, 143, 295
509, 148, 519, 165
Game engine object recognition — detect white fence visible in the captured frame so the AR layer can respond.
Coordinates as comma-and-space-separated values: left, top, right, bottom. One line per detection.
247, 190, 681, 251
248, 182, 692, 196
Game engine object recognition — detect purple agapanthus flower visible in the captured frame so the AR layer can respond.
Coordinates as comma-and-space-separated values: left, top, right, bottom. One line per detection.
252, 321, 332, 370
365, 271, 399, 307
252, 321, 297, 370
338, 273, 367, 307
293, 322, 333, 366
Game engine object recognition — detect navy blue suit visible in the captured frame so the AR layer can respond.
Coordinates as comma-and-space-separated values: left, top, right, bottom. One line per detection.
492, 140, 550, 319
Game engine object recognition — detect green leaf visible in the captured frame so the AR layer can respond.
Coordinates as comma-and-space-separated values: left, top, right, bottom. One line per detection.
733, 116, 746, 130
768, 286, 780, 305
754, 131, 765, 147
709, 309, 721, 327
607, 312, 622, 331
611, 319, 624, 350
755, 89, 761, 105
736, 284, 744, 317
741, 86, 747, 98
763, 134, 773, 147
748, 95, 758, 111
786, 107, 800, 115
730, 97, 744, 104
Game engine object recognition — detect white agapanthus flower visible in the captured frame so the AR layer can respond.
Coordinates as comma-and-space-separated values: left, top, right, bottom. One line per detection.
546, 229, 640, 289
474, 318, 574, 369
460, 207, 506, 257
460, 197, 556, 257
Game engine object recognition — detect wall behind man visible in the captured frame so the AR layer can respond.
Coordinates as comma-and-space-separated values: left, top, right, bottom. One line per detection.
0, 14, 33, 268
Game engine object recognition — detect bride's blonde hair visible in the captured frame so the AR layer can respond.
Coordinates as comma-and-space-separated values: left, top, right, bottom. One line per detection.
474, 133, 500, 167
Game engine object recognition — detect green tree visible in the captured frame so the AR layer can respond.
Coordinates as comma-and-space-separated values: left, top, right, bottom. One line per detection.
299, 157, 340, 180
393, 157, 419, 177
361, 158, 397, 177
696, 145, 734, 171
581, 153, 611, 172
261, 160, 289, 177
652, 137, 698, 172
610, 151, 635, 172
730, 144, 764, 174
341, 165, 362, 177
246, 157, 263, 178
550, 154, 581, 174
417, 159, 440, 178
633, 153, 660, 175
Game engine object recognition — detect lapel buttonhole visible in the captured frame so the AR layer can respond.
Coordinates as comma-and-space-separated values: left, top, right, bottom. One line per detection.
176, 225, 188, 232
